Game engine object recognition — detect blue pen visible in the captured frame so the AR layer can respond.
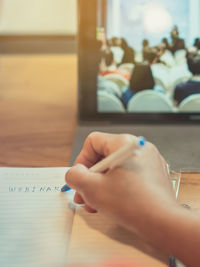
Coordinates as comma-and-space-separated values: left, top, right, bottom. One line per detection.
61, 136, 146, 193
61, 184, 71, 192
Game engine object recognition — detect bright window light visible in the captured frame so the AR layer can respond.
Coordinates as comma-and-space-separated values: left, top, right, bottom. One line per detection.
143, 4, 173, 33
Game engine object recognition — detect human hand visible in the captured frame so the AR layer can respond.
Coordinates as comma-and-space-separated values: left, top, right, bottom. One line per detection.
66, 132, 178, 237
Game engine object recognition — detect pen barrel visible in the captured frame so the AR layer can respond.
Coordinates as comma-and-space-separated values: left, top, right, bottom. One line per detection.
89, 142, 140, 173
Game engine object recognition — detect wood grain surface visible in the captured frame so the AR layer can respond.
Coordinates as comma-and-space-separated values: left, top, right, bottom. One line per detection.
179, 172, 200, 213
0, 54, 77, 167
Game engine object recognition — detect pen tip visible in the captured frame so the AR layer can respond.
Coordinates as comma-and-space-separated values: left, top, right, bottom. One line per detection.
138, 137, 146, 147
61, 184, 71, 193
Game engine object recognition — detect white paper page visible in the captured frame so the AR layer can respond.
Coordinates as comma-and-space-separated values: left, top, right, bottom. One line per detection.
0, 167, 75, 267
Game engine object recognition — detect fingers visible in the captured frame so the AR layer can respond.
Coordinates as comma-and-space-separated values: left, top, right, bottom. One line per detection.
74, 192, 97, 213
74, 132, 138, 168
66, 164, 100, 190
66, 164, 102, 208
73, 132, 112, 167
84, 204, 97, 213
74, 192, 85, 204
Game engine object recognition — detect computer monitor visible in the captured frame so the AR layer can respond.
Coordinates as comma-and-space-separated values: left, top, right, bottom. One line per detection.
78, 0, 200, 123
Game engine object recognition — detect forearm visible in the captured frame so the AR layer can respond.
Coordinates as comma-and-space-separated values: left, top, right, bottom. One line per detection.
140, 205, 200, 267
67, 132, 200, 266
163, 208, 200, 267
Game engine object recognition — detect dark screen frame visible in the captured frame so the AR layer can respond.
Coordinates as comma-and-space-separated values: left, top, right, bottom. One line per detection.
78, 0, 200, 124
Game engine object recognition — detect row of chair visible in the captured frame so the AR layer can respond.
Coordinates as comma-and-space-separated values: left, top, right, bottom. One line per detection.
160, 49, 187, 67
151, 63, 192, 96
118, 63, 135, 75
103, 73, 129, 90
97, 90, 200, 113
102, 63, 191, 98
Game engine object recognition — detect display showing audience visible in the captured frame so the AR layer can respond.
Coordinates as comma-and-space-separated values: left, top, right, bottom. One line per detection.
98, 25, 200, 112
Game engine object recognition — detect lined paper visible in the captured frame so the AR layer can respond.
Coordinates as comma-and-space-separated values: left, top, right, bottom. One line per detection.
0, 168, 75, 267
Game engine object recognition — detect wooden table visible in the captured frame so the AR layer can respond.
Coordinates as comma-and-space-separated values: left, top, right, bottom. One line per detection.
0, 54, 77, 167
0, 54, 200, 266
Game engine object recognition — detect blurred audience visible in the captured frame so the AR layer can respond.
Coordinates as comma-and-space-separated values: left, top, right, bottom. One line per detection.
98, 25, 200, 111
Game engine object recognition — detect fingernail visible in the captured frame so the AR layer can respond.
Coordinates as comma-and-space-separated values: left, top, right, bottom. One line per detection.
75, 163, 86, 168
61, 184, 71, 193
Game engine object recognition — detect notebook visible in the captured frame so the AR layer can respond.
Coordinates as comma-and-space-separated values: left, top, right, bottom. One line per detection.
0, 167, 179, 267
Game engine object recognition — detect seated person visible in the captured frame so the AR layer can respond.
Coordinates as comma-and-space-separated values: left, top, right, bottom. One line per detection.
174, 52, 200, 105
99, 49, 130, 80
170, 25, 185, 54
171, 25, 179, 41
122, 62, 163, 106
143, 46, 165, 66
171, 38, 185, 54
110, 37, 125, 65
144, 48, 159, 65
121, 38, 135, 64
142, 39, 150, 61
194, 38, 200, 50
161, 38, 170, 51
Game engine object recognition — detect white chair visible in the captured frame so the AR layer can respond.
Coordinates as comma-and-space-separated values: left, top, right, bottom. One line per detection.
110, 46, 124, 64
97, 91, 125, 113
135, 51, 143, 63
170, 64, 192, 82
118, 63, 135, 74
168, 65, 192, 96
152, 63, 170, 74
127, 90, 175, 113
174, 50, 187, 65
179, 94, 200, 112
152, 64, 170, 92
103, 73, 129, 89
98, 79, 122, 97
160, 50, 175, 67
153, 76, 168, 92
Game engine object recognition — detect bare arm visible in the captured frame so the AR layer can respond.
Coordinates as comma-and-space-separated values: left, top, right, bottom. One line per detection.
66, 132, 200, 266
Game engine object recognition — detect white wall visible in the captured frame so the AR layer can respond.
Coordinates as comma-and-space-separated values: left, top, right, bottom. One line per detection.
0, 0, 77, 35
189, 0, 200, 45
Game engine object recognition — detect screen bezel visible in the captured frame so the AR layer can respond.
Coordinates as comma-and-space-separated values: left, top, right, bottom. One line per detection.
78, 0, 200, 124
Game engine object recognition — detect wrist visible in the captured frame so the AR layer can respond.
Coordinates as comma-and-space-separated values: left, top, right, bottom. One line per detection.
129, 199, 182, 249
146, 203, 182, 249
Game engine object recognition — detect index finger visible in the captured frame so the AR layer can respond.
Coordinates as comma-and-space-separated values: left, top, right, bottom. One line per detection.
73, 132, 137, 168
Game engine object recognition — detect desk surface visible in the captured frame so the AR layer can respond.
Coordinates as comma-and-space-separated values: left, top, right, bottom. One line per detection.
0, 54, 77, 167
0, 54, 200, 266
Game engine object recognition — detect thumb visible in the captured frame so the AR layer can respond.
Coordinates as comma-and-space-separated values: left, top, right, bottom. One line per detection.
65, 164, 102, 194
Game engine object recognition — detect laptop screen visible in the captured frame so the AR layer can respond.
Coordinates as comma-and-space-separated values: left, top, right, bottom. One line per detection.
96, 0, 200, 115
